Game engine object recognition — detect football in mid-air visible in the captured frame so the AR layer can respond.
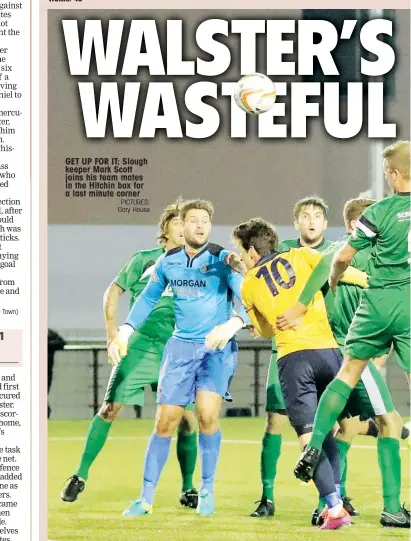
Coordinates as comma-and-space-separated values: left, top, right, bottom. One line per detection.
233, 73, 277, 115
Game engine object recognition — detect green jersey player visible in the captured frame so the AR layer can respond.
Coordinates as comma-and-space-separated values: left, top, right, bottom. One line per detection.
61, 201, 199, 509
279, 198, 407, 525
295, 141, 411, 528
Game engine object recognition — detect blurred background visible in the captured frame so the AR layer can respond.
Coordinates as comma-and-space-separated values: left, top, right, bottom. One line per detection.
47, 9, 410, 420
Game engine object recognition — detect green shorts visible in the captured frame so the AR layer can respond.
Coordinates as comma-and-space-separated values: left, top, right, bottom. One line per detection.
104, 342, 194, 410
105, 344, 164, 406
266, 352, 286, 413
345, 286, 410, 372
342, 361, 396, 421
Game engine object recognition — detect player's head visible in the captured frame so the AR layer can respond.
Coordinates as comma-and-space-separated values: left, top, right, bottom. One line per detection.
232, 218, 278, 270
343, 198, 377, 233
382, 140, 410, 193
157, 200, 184, 249
293, 196, 328, 245
179, 199, 214, 250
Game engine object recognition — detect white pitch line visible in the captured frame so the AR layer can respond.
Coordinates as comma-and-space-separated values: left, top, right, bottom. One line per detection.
48, 435, 408, 451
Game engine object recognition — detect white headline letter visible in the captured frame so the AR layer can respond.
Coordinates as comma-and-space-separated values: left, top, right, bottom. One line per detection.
122, 20, 165, 75
231, 20, 266, 74
78, 82, 139, 137
139, 82, 183, 138
185, 82, 220, 139
196, 19, 231, 76
266, 20, 296, 75
360, 19, 395, 76
298, 20, 339, 75
62, 20, 124, 75
258, 82, 287, 138
323, 83, 363, 138
167, 20, 195, 75
291, 82, 321, 137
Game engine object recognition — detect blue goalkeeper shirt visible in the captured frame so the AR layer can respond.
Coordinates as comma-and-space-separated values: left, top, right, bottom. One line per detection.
125, 243, 249, 342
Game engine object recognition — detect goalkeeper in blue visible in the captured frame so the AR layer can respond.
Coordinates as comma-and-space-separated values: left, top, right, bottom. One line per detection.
108, 199, 249, 517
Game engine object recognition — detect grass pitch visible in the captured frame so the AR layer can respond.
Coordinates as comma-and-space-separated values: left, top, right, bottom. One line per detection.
48, 418, 410, 541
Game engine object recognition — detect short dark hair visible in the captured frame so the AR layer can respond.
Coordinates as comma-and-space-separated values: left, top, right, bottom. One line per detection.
232, 218, 278, 256
293, 196, 328, 220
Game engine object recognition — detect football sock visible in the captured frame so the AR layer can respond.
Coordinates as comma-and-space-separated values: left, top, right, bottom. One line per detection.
323, 434, 341, 487
261, 433, 282, 502
377, 437, 401, 514
324, 491, 341, 511
401, 426, 410, 440
140, 434, 172, 505
313, 450, 338, 501
199, 430, 222, 494
335, 439, 351, 498
310, 379, 352, 451
75, 415, 111, 481
176, 431, 198, 491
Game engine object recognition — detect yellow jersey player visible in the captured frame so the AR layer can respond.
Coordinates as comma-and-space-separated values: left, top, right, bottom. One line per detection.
232, 217, 352, 531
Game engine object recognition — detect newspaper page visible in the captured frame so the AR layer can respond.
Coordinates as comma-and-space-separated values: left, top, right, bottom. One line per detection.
38, 2, 411, 541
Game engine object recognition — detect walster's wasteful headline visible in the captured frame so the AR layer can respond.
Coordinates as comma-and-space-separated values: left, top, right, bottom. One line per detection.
62, 17, 397, 140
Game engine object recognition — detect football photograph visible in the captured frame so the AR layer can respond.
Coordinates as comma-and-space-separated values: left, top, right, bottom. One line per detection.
45, 6, 410, 541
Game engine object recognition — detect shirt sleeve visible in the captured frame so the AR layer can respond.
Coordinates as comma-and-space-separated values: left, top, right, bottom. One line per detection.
349, 206, 378, 251
241, 276, 273, 339
225, 269, 251, 325
125, 257, 168, 329
298, 243, 340, 306
113, 252, 143, 292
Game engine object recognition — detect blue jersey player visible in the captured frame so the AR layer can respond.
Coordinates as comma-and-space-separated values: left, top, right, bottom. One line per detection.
108, 199, 249, 517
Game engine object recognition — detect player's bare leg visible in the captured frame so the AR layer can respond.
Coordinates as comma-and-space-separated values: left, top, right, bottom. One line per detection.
372, 354, 388, 372
178, 410, 199, 508
61, 401, 123, 502
251, 412, 287, 517
195, 391, 223, 516
154, 404, 186, 436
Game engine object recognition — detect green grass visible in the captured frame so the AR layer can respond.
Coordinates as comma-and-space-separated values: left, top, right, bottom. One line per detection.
48, 418, 410, 541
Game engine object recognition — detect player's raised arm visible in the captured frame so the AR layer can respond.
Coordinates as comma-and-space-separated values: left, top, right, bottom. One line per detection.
108, 257, 168, 364
329, 241, 358, 290
104, 252, 143, 349
329, 205, 379, 288
276, 245, 368, 331
103, 282, 125, 348
225, 269, 251, 326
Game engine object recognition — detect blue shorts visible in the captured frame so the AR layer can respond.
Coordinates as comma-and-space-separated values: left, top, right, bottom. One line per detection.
157, 337, 238, 406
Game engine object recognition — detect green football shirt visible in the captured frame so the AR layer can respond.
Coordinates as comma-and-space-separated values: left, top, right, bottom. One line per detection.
325, 235, 373, 347
114, 247, 175, 346
349, 193, 411, 288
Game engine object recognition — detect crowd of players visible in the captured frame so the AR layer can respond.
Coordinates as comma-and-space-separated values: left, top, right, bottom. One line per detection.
60, 140, 411, 531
